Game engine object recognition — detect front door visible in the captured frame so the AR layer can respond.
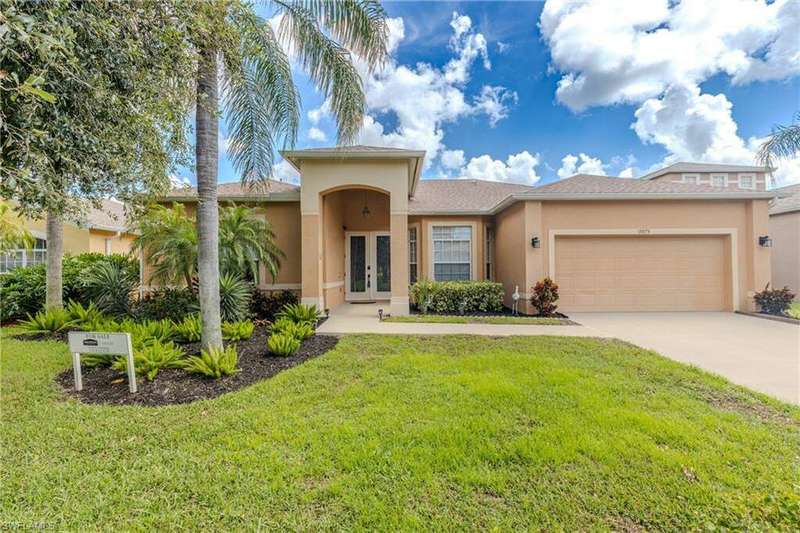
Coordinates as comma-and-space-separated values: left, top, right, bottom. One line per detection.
345, 232, 391, 301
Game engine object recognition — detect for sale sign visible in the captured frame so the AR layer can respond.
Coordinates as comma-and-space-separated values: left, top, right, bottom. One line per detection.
67, 331, 136, 393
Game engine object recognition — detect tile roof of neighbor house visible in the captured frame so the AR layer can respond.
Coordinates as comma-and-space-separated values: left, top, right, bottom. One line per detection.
770, 182, 800, 215
529, 174, 763, 194
165, 179, 300, 200
285, 145, 422, 154
640, 161, 774, 180
409, 179, 536, 213
85, 199, 130, 232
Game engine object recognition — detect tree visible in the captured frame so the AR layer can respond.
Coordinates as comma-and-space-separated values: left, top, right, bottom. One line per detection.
1, 0, 196, 309
0, 202, 34, 253
189, 0, 388, 349
219, 204, 284, 282
134, 204, 198, 289
758, 112, 800, 169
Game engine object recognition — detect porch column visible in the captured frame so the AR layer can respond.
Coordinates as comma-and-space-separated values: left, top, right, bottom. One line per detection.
301, 194, 324, 309
390, 194, 409, 316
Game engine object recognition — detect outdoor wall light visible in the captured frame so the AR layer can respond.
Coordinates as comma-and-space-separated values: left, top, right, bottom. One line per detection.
324, 308, 330, 318
531, 236, 541, 248
758, 235, 773, 247
378, 308, 384, 321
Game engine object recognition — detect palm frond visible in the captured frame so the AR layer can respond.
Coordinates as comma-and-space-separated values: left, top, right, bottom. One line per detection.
757, 121, 800, 168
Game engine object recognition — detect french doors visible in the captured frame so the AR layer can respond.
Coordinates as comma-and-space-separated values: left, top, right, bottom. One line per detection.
345, 232, 391, 301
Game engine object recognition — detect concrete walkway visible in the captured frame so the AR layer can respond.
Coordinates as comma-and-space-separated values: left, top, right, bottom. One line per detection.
317, 302, 602, 337
573, 312, 800, 405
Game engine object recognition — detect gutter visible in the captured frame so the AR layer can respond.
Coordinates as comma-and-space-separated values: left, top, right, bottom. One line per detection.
164, 191, 301, 203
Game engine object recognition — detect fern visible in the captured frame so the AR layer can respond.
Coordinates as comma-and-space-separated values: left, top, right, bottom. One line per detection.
181, 345, 239, 378
267, 332, 300, 356
277, 303, 320, 324
20, 309, 76, 333
112, 340, 185, 381
283, 321, 314, 341
221, 320, 255, 342
174, 315, 202, 343
270, 316, 296, 333
65, 301, 104, 326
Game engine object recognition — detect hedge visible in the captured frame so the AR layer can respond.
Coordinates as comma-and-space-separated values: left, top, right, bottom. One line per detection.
410, 280, 504, 314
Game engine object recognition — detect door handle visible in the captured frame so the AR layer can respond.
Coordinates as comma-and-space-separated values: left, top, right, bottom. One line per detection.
367, 273, 371, 288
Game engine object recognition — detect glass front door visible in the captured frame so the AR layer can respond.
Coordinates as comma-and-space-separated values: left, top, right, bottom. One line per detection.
346, 232, 390, 300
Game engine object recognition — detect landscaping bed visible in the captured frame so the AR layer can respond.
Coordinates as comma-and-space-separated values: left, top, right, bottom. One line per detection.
388, 314, 576, 325
56, 331, 338, 406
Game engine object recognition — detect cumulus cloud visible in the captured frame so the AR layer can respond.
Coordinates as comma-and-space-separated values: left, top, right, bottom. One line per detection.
440, 149, 466, 170
272, 159, 300, 184
460, 151, 541, 184
308, 127, 327, 142
557, 153, 607, 179
618, 167, 635, 178
474, 86, 518, 127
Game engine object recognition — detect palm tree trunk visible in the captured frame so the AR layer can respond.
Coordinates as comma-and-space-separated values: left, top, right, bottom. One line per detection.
195, 46, 223, 350
45, 210, 63, 310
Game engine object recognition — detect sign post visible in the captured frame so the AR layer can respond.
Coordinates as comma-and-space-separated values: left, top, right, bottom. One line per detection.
67, 332, 137, 393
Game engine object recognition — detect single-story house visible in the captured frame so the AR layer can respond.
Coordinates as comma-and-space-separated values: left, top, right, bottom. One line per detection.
163, 146, 775, 315
769, 183, 800, 296
0, 199, 136, 273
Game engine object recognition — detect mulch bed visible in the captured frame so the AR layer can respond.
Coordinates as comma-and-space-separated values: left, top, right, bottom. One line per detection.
54, 330, 339, 407
410, 307, 571, 319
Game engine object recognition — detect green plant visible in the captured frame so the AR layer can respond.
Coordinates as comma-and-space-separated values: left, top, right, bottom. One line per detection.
530, 278, 559, 317
112, 341, 185, 381
133, 287, 199, 322
20, 309, 76, 333
410, 280, 504, 314
219, 205, 285, 282
77, 316, 122, 333
267, 332, 301, 356
134, 204, 198, 288
82, 260, 138, 317
219, 273, 252, 322
65, 301, 104, 326
754, 284, 796, 316
788, 303, 800, 320
181, 345, 239, 378
174, 315, 202, 343
222, 320, 255, 342
270, 317, 296, 333
283, 321, 314, 342
250, 289, 298, 321
118, 319, 175, 349
277, 303, 321, 324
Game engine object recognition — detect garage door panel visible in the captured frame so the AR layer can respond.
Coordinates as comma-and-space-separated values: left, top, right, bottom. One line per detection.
555, 235, 728, 312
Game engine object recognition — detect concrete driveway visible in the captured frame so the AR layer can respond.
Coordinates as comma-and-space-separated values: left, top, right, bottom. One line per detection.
572, 312, 800, 405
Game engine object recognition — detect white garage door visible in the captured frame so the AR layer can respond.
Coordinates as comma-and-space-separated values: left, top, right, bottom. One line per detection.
555, 235, 729, 312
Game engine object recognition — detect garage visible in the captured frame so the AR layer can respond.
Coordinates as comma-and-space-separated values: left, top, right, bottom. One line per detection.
554, 235, 730, 312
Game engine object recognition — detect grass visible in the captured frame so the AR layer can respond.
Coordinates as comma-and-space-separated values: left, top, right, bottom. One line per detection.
2, 329, 799, 530
384, 314, 567, 325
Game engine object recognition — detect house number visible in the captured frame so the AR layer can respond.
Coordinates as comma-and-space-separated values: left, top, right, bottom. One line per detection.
637, 229, 651, 234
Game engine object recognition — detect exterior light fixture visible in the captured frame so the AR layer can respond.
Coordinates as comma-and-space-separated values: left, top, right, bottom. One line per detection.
531, 236, 541, 248
324, 308, 330, 318
361, 190, 371, 217
758, 235, 773, 247
378, 308, 384, 321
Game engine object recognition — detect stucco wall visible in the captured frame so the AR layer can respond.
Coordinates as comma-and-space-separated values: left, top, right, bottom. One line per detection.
492, 202, 527, 309
7, 211, 92, 254
769, 211, 800, 295
88, 230, 137, 256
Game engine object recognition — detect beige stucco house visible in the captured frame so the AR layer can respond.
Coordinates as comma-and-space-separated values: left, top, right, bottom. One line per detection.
769, 183, 800, 296
163, 146, 776, 316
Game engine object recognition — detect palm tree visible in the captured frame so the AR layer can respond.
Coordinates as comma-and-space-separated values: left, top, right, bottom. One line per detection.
219, 204, 284, 282
192, 1, 388, 349
758, 112, 800, 169
134, 204, 198, 289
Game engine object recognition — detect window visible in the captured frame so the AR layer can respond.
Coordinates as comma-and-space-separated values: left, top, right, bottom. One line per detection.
408, 227, 417, 284
682, 174, 700, 184
0, 238, 46, 274
432, 225, 471, 281
104, 238, 113, 255
485, 226, 494, 280
738, 174, 755, 189
710, 174, 727, 187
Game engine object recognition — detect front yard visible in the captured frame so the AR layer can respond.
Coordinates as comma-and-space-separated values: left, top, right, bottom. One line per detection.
2, 332, 799, 530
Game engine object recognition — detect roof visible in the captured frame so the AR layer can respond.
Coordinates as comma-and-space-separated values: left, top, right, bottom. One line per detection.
283, 145, 421, 155
770, 183, 800, 215
409, 179, 535, 214
165, 179, 300, 201
85, 199, 130, 232
640, 162, 774, 181
531, 174, 768, 195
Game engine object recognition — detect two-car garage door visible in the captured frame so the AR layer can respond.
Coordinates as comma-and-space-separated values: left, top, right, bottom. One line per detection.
555, 235, 729, 312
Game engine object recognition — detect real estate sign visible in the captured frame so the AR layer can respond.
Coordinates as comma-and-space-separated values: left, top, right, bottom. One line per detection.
67, 332, 136, 393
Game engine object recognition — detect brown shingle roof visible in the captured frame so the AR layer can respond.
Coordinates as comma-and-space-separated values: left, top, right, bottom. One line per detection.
287, 145, 421, 154
86, 199, 129, 232
409, 179, 536, 214
640, 161, 773, 180
770, 183, 800, 215
165, 179, 299, 199
531, 174, 763, 194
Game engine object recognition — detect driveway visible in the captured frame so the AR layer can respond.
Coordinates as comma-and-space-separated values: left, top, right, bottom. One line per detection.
572, 312, 800, 405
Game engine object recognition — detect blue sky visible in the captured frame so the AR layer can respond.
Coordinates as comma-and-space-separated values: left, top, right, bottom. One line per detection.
179, 0, 800, 187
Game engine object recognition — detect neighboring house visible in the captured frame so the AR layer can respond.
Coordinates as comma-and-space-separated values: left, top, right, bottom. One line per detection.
161, 146, 775, 315
769, 183, 800, 297
640, 162, 772, 190
0, 199, 136, 273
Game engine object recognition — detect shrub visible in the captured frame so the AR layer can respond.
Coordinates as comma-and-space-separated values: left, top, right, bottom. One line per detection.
65, 301, 105, 326
219, 273, 252, 322
250, 289, 297, 321
83, 260, 138, 317
118, 318, 175, 349
267, 332, 300, 356
174, 315, 202, 343
133, 287, 198, 322
270, 317, 296, 333
530, 278, 559, 316
20, 309, 76, 333
277, 303, 321, 325
282, 321, 314, 341
754, 284, 796, 316
409, 280, 504, 314
182, 345, 239, 378
77, 316, 122, 333
222, 320, 255, 342
81, 352, 122, 368
112, 340, 185, 381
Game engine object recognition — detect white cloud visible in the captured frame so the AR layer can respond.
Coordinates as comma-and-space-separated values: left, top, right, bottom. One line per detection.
618, 167, 635, 178
460, 151, 541, 184
445, 12, 491, 84
308, 127, 327, 142
307, 108, 324, 125
169, 174, 191, 188
557, 153, 607, 179
272, 159, 300, 184
497, 41, 510, 54
440, 149, 465, 170
474, 86, 518, 127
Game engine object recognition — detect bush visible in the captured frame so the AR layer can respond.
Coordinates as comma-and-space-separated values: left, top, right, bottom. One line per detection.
270, 317, 296, 333
81, 352, 121, 368
250, 289, 298, 321
133, 287, 198, 322
530, 278, 559, 317
222, 320, 255, 342
282, 321, 314, 341
267, 332, 300, 356
754, 284, 796, 316
112, 340, 185, 381
219, 273, 252, 322
182, 345, 239, 378
409, 280, 504, 314
20, 309, 76, 333
65, 301, 104, 326
174, 315, 202, 343
277, 303, 320, 324
83, 260, 138, 317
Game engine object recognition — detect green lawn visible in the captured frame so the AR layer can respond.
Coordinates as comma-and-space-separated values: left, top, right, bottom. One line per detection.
384, 315, 567, 325
2, 330, 799, 530
788, 302, 800, 320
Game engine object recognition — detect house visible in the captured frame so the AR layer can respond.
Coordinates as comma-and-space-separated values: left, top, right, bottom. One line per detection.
0, 199, 136, 273
769, 183, 800, 296
162, 146, 775, 315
